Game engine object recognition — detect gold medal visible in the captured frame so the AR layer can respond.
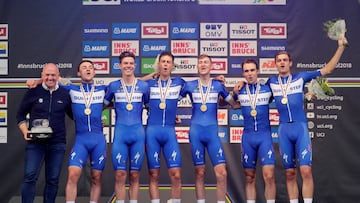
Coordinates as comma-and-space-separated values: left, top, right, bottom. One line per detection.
84, 108, 91, 115
159, 102, 166, 109
281, 97, 288, 104
126, 103, 133, 111
250, 109, 257, 117
200, 104, 207, 112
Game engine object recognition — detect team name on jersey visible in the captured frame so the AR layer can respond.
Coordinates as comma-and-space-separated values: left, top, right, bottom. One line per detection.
70, 90, 105, 104
192, 92, 219, 104
239, 92, 272, 106
270, 79, 304, 97
149, 86, 182, 99
114, 92, 143, 103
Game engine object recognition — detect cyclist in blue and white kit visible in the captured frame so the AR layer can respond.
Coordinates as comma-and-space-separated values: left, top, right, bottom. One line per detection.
65, 60, 107, 203
266, 36, 348, 203
104, 51, 149, 203
180, 54, 239, 203
233, 59, 276, 203
144, 52, 185, 203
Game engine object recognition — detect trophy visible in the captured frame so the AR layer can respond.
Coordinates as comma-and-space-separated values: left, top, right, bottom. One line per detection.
27, 119, 53, 139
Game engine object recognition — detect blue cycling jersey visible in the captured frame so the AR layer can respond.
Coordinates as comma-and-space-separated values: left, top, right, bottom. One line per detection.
236, 83, 272, 132
104, 79, 149, 126
180, 79, 231, 126
147, 77, 185, 126
63, 83, 106, 134
266, 71, 321, 123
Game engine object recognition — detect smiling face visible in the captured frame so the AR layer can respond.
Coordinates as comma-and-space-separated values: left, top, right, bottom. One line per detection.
42, 63, 59, 89
197, 55, 212, 76
275, 52, 292, 76
119, 56, 136, 77
77, 61, 95, 83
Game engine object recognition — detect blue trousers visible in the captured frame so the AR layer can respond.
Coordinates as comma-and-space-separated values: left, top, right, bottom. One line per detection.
22, 142, 66, 203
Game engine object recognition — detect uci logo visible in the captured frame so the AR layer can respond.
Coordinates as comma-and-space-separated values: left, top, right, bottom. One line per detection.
83, 0, 120, 5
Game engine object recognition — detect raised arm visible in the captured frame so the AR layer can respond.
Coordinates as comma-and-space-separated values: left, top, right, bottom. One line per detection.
320, 36, 348, 76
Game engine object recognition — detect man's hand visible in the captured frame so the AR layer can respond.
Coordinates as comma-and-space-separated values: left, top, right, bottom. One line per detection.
233, 81, 244, 94
339, 36, 348, 47
26, 80, 38, 88
214, 75, 225, 83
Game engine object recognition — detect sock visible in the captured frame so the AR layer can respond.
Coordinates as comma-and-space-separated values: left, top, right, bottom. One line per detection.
217, 201, 225, 203
267, 200, 275, 203
290, 200, 299, 203
247, 200, 255, 203
129, 200, 137, 203
304, 198, 313, 203
172, 199, 181, 203
151, 199, 160, 203
116, 201, 125, 203
197, 200, 205, 203
89, 201, 97, 203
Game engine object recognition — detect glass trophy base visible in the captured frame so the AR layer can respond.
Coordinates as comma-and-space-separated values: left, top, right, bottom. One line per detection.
27, 132, 52, 139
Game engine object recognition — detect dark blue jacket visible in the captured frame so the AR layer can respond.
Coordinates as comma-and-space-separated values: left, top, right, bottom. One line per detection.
17, 84, 73, 144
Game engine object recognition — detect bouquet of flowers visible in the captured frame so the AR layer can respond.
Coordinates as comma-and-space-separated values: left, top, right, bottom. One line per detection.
306, 76, 335, 101
323, 18, 348, 46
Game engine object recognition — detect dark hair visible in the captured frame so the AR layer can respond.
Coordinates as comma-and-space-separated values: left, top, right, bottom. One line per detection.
159, 51, 174, 62
198, 54, 212, 62
119, 51, 136, 63
241, 59, 259, 70
274, 51, 292, 62
77, 59, 93, 71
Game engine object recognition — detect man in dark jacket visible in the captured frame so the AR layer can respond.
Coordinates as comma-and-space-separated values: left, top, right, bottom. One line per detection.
17, 63, 72, 203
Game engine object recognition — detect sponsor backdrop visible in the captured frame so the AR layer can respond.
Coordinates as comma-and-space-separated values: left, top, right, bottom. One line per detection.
1, 0, 360, 202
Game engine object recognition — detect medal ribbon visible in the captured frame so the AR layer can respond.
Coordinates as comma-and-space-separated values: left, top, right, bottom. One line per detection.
121, 78, 137, 105
245, 83, 260, 111
158, 78, 172, 104
199, 79, 212, 106
277, 74, 292, 99
80, 83, 95, 111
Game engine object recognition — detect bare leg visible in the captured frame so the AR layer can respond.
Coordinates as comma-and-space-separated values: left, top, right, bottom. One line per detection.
195, 165, 206, 200
244, 169, 256, 201
285, 168, 299, 200
90, 169, 102, 202
129, 170, 140, 200
262, 165, 276, 201
148, 169, 160, 200
169, 167, 182, 199
65, 166, 82, 201
114, 170, 127, 201
300, 166, 314, 199
214, 163, 227, 201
